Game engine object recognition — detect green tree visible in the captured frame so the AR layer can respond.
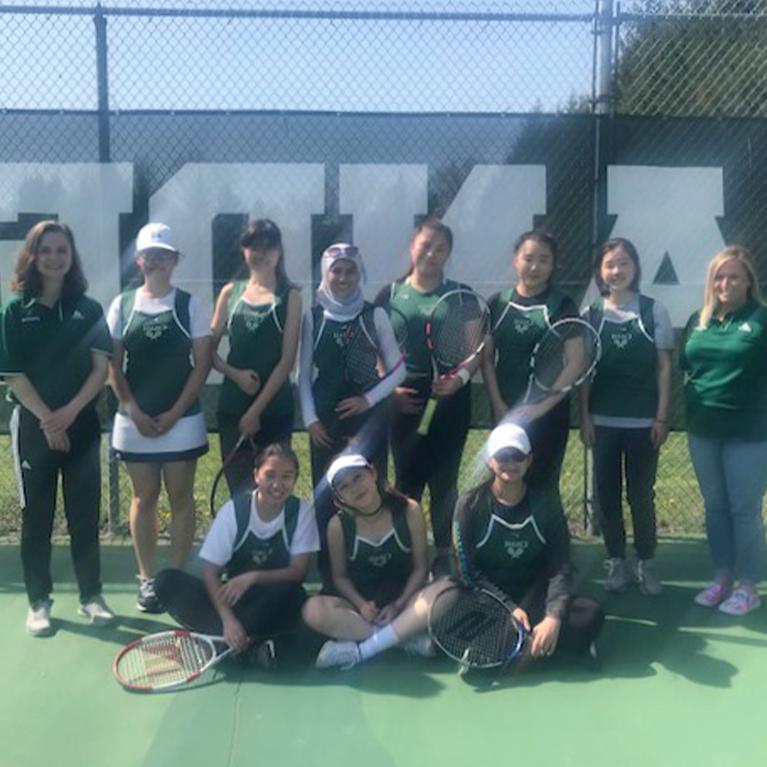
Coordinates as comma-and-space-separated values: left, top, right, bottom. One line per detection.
616, 0, 767, 116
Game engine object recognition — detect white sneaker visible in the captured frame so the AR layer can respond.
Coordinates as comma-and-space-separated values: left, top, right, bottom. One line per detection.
635, 559, 663, 596
26, 599, 53, 637
315, 640, 362, 670
78, 595, 116, 626
604, 558, 629, 593
402, 633, 437, 658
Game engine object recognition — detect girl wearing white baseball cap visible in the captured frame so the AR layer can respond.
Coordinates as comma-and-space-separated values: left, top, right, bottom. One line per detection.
453, 422, 604, 662
301, 454, 450, 670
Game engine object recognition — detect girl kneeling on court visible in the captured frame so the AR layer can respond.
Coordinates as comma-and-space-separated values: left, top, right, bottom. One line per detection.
454, 423, 603, 661
154, 443, 319, 665
302, 454, 451, 670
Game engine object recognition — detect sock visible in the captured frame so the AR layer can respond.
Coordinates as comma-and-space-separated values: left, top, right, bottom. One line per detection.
358, 625, 400, 661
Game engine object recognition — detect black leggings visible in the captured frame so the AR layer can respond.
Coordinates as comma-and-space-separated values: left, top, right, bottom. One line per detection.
390, 386, 470, 551
154, 568, 307, 638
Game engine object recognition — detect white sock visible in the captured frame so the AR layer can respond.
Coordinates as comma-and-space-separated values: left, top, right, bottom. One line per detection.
358, 625, 400, 661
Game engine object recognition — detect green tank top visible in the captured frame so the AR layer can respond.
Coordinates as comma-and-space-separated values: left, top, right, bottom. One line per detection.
491, 287, 568, 405
226, 494, 300, 578
387, 278, 461, 397
120, 288, 199, 417
587, 296, 657, 419
218, 282, 293, 419
471, 491, 549, 603
311, 303, 377, 422
338, 506, 412, 602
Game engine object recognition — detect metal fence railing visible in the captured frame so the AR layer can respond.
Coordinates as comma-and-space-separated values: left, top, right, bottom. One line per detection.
1, 1, 767, 539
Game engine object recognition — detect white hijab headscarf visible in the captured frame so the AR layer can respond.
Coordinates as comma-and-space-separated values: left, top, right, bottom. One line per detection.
316, 243, 367, 320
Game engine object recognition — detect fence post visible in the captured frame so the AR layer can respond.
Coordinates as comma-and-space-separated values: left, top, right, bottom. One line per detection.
94, 3, 111, 162
594, 0, 615, 115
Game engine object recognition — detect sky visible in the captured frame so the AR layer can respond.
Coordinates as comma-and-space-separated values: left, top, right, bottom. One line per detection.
1, 1, 602, 113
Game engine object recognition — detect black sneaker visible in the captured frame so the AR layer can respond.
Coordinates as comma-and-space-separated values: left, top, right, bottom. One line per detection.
136, 576, 164, 614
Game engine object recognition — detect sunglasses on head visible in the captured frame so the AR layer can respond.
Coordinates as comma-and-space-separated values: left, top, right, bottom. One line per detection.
326, 244, 359, 260
492, 447, 528, 464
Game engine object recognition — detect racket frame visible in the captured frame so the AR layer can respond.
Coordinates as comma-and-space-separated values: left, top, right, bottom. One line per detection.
416, 289, 490, 436
113, 630, 231, 692
528, 317, 602, 396
427, 584, 528, 671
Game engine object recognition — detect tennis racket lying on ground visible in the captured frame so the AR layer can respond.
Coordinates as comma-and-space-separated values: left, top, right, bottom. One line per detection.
523, 317, 601, 403
417, 288, 491, 436
427, 584, 528, 675
113, 630, 232, 692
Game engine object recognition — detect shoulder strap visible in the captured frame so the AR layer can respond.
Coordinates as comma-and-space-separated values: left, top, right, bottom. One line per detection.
283, 495, 301, 546
173, 288, 192, 336
587, 298, 603, 331
545, 288, 568, 318
232, 492, 253, 552
338, 509, 356, 560
311, 304, 324, 346
120, 289, 138, 333
227, 281, 247, 318
638, 294, 656, 339
391, 505, 412, 549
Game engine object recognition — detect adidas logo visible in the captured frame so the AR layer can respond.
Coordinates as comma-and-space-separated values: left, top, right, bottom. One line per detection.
21, 460, 32, 470
738, 322, 752, 333
72, 309, 85, 320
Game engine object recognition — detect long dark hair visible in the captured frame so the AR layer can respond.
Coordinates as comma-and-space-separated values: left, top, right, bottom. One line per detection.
11, 220, 88, 300
400, 217, 454, 280
594, 237, 642, 295
241, 218, 293, 294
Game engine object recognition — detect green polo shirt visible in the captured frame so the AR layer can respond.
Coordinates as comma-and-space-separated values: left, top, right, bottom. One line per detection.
681, 300, 767, 439
0, 293, 112, 411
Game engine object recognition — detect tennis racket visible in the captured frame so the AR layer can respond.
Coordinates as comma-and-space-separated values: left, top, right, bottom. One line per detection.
210, 434, 254, 517
428, 584, 528, 674
113, 630, 232, 692
417, 288, 491, 436
524, 317, 601, 402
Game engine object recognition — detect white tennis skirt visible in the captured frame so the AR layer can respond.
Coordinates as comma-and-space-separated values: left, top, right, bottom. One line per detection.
111, 411, 209, 463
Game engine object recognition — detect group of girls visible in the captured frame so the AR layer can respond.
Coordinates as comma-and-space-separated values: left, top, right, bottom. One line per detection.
1, 215, 764, 661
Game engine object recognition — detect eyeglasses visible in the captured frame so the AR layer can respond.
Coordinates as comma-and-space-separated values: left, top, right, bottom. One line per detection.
325, 244, 359, 260
492, 447, 528, 464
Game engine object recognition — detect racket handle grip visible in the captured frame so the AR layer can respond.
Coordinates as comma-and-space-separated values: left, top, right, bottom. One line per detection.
417, 397, 438, 436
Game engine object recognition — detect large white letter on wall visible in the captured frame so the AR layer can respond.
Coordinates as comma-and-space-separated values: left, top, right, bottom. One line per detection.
591, 165, 725, 327
148, 163, 325, 311
444, 165, 547, 296
0, 163, 133, 308
339, 164, 428, 297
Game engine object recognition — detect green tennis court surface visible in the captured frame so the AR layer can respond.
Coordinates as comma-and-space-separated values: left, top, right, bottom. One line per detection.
1, 540, 765, 767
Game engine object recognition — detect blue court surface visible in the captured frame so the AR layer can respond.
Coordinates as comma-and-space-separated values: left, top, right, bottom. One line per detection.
1, 539, 765, 767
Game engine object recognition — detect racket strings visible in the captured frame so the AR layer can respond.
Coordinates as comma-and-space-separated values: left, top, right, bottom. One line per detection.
532, 320, 600, 391
117, 635, 214, 687
430, 294, 490, 369
430, 590, 522, 668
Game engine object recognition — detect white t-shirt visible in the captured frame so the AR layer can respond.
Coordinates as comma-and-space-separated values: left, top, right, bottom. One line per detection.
199, 495, 319, 567
106, 287, 212, 340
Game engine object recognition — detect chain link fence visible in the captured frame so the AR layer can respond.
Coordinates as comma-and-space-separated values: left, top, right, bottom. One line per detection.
1, 0, 766, 540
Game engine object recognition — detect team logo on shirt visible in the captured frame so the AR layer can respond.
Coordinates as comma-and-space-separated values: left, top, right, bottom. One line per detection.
738, 322, 752, 333
143, 316, 171, 341
611, 332, 630, 349
244, 312, 268, 333
251, 546, 271, 566
504, 539, 528, 559
71, 309, 85, 320
513, 318, 533, 334
368, 552, 392, 568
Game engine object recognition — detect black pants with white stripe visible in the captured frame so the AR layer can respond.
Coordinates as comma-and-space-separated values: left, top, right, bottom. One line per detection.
12, 406, 103, 605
